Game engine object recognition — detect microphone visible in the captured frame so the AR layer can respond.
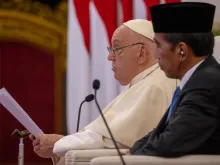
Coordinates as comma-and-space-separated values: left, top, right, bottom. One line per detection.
76, 94, 94, 132
85, 94, 95, 102
92, 79, 126, 165
93, 79, 100, 90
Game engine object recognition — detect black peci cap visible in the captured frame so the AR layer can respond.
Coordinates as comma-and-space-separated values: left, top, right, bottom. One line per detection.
150, 2, 215, 33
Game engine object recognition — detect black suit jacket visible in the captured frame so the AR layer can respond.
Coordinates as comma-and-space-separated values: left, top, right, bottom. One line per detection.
130, 56, 220, 157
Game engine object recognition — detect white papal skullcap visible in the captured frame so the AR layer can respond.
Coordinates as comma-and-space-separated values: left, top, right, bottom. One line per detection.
213, 36, 220, 63
123, 19, 154, 41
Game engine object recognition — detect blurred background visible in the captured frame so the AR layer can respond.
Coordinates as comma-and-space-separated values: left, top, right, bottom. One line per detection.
0, 0, 219, 165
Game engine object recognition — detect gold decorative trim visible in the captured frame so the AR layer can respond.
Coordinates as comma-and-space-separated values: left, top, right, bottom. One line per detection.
0, 0, 67, 29
0, 13, 62, 53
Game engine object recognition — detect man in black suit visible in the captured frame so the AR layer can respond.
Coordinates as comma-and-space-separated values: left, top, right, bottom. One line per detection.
128, 2, 220, 157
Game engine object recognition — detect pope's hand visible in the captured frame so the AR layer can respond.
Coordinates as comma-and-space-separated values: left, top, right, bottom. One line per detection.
29, 134, 64, 158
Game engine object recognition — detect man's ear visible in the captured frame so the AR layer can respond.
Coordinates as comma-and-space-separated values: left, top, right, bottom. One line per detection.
177, 42, 189, 62
137, 45, 148, 65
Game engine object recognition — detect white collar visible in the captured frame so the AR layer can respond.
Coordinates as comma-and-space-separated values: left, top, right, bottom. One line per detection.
179, 60, 204, 90
130, 63, 159, 86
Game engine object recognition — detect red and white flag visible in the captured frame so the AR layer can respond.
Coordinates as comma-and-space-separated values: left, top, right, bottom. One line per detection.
67, 0, 92, 133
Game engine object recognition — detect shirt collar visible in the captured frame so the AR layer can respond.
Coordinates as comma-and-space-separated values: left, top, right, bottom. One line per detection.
179, 60, 204, 90
130, 63, 159, 86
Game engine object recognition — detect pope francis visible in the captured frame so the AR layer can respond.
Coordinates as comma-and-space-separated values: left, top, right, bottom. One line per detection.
29, 19, 177, 162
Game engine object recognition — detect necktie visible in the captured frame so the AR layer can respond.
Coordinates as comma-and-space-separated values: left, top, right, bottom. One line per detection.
166, 86, 181, 121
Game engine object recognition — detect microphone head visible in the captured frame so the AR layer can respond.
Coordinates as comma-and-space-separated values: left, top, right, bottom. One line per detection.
93, 79, 100, 90
85, 94, 94, 102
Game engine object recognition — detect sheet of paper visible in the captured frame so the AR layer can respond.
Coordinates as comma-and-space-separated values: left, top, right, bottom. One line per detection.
0, 88, 43, 137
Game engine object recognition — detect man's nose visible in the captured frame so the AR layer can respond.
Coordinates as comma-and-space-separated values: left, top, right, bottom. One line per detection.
107, 52, 115, 61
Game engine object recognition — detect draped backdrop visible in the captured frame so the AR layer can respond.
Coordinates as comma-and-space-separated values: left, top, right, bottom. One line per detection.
67, 0, 181, 134
214, 36, 220, 62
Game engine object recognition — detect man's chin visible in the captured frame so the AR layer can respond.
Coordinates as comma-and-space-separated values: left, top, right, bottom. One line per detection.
119, 82, 128, 86
164, 72, 178, 79
114, 77, 127, 86
118, 79, 130, 86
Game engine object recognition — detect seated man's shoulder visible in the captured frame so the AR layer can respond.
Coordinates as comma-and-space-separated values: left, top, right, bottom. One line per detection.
131, 68, 176, 97
195, 64, 220, 83
141, 77, 176, 95
153, 69, 177, 88
185, 65, 220, 96
144, 68, 176, 86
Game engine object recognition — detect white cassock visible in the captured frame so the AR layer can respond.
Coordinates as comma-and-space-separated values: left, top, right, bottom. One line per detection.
53, 63, 177, 157
53, 19, 177, 158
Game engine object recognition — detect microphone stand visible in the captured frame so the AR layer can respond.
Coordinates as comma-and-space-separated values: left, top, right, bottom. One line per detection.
11, 129, 30, 165
76, 100, 86, 132
94, 89, 126, 165
18, 137, 24, 165
76, 94, 94, 132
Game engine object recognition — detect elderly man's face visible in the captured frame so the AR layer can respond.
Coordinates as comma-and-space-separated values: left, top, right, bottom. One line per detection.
154, 33, 180, 78
107, 26, 141, 85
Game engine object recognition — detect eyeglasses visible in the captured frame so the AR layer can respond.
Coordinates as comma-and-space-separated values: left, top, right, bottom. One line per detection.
107, 42, 144, 55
